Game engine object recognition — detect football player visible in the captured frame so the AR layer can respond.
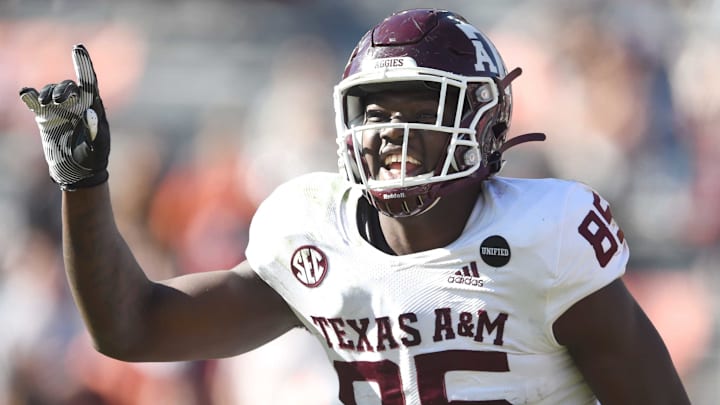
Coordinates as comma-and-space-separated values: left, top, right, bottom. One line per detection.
20, 8, 690, 405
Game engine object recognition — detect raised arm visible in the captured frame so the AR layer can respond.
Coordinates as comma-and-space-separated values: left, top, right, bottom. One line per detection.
21, 44, 300, 363
63, 185, 299, 361
553, 278, 691, 405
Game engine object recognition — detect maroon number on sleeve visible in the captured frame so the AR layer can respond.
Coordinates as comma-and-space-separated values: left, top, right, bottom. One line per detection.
577, 191, 624, 268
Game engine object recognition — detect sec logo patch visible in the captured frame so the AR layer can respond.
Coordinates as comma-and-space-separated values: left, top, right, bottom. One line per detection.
290, 245, 328, 287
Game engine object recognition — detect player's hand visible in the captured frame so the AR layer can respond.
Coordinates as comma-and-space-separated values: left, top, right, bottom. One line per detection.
19, 44, 110, 190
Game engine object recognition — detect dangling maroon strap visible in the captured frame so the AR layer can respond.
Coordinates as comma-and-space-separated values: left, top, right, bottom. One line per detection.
499, 67, 523, 90
500, 132, 546, 153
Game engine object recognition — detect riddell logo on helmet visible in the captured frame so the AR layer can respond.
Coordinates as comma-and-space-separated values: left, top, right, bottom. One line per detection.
382, 192, 406, 199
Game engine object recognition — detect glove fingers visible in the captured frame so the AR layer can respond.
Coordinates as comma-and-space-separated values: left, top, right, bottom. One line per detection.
19, 87, 41, 111
52, 79, 80, 104
71, 44, 99, 107
38, 83, 56, 106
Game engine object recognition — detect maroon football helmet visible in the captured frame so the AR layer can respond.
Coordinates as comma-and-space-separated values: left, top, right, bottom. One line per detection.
334, 8, 544, 217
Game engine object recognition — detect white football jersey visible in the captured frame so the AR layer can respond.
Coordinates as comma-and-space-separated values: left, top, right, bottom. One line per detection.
246, 172, 628, 405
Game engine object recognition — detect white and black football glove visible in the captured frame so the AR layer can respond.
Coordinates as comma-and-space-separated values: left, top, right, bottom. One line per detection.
19, 44, 110, 190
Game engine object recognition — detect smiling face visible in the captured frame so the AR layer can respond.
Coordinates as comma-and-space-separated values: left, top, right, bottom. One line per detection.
336, 78, 488, 217
360, 88, 458, 183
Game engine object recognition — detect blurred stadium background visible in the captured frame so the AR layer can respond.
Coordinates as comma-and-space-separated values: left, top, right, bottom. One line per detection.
1, 0, 719, 403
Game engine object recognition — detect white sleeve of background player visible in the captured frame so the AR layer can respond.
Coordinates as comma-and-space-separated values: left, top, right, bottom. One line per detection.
546, 183, 629, 330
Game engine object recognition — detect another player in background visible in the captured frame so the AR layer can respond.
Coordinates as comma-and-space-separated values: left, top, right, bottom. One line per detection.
19, 8, 690, 405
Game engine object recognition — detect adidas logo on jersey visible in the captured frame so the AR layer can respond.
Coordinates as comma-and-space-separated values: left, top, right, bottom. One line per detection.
447, 261, 487, 288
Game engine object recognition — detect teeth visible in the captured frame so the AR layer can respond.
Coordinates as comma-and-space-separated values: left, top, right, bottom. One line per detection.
384, 154, 421, 166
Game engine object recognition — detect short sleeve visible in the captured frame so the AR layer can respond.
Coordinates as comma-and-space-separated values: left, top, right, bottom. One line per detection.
245, 175, 304, 289
546, 183, 629, 328
245, 184, 276, 275
244, 172, 346, 295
